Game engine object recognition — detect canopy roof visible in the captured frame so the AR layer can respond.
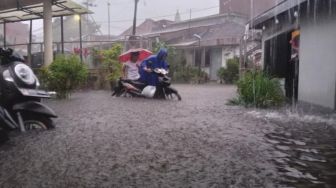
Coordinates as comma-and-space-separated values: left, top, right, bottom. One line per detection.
0, 0, 91, 23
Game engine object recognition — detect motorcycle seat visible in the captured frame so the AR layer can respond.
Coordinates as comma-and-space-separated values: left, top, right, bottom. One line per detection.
130, 81, 146, 89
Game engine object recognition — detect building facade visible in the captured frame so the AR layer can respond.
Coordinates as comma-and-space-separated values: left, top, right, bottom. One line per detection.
254, 0, 336, 110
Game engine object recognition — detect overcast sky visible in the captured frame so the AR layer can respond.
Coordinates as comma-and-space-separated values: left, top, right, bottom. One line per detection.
73, 0, 219, 35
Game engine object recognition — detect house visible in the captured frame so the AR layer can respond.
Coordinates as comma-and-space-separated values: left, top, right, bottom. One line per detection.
117, 0, 277, 81
147, 13, 247, 81
252, 0, 336, 110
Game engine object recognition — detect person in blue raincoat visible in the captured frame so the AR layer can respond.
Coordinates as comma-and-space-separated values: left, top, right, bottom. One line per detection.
139, 48, 169, 86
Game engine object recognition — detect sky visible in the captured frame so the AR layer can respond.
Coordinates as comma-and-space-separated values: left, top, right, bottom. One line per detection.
29, 0, 219, 39
74, 0, 219, 35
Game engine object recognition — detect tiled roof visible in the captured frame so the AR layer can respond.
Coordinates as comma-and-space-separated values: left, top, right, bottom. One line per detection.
119, 19, 173, 37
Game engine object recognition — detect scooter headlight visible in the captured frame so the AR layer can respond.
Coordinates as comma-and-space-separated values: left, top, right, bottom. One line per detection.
2, 70, 14, 82
14, 64, 35, 85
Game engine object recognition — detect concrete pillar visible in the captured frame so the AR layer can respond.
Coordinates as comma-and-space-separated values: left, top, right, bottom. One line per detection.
43, 0, 53, 66
201, 47, 206, 67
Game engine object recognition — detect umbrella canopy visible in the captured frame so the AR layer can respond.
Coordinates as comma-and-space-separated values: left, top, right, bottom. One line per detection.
119, 48, 153, 63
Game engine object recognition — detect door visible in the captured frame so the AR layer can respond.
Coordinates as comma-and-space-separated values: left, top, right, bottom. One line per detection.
210, 48, 222, 80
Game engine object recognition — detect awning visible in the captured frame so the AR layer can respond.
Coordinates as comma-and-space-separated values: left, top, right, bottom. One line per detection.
0, 0, 91, 23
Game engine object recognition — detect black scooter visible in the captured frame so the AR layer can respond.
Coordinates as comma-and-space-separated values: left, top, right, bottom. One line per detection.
112, 68, 182, 100
0, 48, 57, 142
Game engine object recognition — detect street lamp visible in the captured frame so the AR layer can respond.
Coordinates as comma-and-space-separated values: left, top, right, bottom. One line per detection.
74, 14, 81, 21
193, 34, 202, 84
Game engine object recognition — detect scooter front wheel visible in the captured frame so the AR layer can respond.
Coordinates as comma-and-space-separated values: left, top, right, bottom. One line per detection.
164, 87, 182, 101
165, 92, 182, 101
22, 113, 55, 130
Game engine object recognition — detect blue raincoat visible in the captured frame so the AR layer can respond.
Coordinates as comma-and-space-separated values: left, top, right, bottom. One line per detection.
139, 49, 169, 86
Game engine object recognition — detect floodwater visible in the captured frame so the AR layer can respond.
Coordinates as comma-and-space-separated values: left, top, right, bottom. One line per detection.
0, 84, 335, 188
248, 110, 336, 188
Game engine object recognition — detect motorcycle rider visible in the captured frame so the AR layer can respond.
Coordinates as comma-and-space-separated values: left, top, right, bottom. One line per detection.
113, 51, 141, 96
139, 48, 169, 86
122, 51, 140, 81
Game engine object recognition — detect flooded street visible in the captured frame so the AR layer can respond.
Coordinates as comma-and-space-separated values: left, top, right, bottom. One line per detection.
249, 110, 336, 188
0, 85, 335, 188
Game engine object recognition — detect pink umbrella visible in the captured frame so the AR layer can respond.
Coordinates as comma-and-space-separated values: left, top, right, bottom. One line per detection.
119, 48, 153, 63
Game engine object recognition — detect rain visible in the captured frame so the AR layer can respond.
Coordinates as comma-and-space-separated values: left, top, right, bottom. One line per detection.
0, 0, 336, 187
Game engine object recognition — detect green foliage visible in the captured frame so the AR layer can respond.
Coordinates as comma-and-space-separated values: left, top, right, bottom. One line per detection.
37, 67, 51, 90
100, 44, 123, 83
152, 41, 208, 83
40, 55, 88, 99
217, 57, 239, 84
235, 71, 285, 108
173, 65, 208, 83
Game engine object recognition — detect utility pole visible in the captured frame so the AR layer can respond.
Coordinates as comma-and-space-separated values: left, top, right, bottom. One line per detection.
132, 0, 139, 36
82, 0, 97, 41
107, 1, 111, 40
188, 9, 192, 35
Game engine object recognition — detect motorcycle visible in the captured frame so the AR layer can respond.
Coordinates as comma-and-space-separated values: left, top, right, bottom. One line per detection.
0, 48, 57, 138
112, 68, 182, 100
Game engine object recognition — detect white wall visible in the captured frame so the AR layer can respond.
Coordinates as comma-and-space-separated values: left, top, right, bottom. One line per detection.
185, 49, 194, 66
299, 19, 336, 109
221, 46, 239, 68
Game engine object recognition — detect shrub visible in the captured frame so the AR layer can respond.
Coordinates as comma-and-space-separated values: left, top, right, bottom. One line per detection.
41, 55, 88, 99
100, 44, 123, 86
172, 65, 208, 83
217, 57, 239, 84
235, 71, 284, 108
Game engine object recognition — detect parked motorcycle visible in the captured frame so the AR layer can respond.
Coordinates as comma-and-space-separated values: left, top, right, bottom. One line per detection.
112, 68, 182, 100
0, 48, 57, 138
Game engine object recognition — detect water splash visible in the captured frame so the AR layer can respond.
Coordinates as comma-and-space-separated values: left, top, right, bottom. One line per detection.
247, 110, 336, 126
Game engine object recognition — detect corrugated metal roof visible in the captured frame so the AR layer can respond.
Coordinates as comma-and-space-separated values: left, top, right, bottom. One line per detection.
0, 0, 91, 23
